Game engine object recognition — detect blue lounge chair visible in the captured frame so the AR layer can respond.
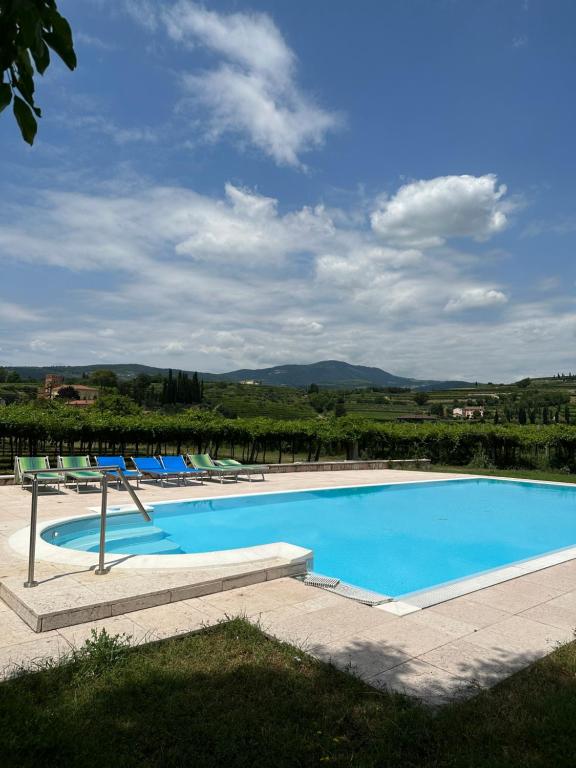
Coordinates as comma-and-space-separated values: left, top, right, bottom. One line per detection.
95, 456, 142, 488
131, 456, 182, 486
158, 455, 205, 484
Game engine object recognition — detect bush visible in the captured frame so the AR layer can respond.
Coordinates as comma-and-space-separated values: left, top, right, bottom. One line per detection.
71, 629, 132, 679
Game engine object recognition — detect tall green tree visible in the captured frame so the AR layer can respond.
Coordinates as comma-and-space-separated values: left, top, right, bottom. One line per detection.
89, 370, 118, 389
0, 0, 76, 144
191, 372, 203, 403
54, 385, 79, 400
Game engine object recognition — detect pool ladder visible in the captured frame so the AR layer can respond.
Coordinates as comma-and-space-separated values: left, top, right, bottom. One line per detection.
23, 466, 151, 588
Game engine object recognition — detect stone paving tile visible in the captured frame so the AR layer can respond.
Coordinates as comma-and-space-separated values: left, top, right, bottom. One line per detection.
198, 585, 298, 617
263, 600, 397, 649
245, 577, 320, 604
308, 633, 411, 680
520, 566, 576, 593
358, 618, 458, 658
1, 608, 47, 646
465, 615, 571, 660
281, 591, 348, 613
399, 608, 478, 639
547, 589, 576, 611
552, 560, 576, 576
520, 600, 576, 631
369, 657, 473, 706
418, 639, 528, 687
483, 614, 572, 645
182, 597, 232, 623
0, 635, 71, 680
466, 579, 564, 614
198, 578, 326, 618
426, 597, 511, 628
254, 592, 346, 630
57, 615, 150, 648
127, 601, 219, 641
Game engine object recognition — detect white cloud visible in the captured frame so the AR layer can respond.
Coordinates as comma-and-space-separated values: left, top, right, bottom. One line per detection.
371, 174, 510, 247
512, 35, 528, 48
444, 288, 508, 313
68, 115, 158, 145
0, 302, 42, 323
161, 2, 339, 167
4, 172, 566, 380
29, 338, 54, 353
76, 32, 117, 51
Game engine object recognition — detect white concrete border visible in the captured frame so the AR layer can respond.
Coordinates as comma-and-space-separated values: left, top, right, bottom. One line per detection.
397, 542, 576, 609
8, 518, 311, 570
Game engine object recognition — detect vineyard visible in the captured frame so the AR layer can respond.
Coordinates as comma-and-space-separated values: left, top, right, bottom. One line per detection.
1, 402, 576, 473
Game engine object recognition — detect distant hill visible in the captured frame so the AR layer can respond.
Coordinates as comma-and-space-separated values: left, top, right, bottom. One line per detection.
6, 360, 474, 391
215, 361, 473, 390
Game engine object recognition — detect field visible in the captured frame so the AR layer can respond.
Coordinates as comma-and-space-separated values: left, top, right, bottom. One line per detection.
201, 377, 576, 423
4, 372, 576, 423
201, 381, 317, 419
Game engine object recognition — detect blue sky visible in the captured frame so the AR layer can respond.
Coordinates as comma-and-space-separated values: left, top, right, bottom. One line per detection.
1, 0, 575, 380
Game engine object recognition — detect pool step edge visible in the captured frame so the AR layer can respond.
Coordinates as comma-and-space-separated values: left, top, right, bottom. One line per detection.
0, 558, 311, 633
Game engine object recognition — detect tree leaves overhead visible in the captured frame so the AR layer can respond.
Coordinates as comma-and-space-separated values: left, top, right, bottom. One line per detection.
13, 93, 37, 144
0, 0, 76, 144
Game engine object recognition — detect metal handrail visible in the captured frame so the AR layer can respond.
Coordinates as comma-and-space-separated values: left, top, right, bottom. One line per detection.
22, 465, 151, 588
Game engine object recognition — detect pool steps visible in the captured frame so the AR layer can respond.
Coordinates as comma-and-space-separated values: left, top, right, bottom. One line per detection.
47, 525, 185, 555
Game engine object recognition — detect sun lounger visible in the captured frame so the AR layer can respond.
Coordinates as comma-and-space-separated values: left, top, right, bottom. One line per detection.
158, 455, 205, 484
57, 456, 103, 492
15, 456, 63, 491
95, 456, 142, 488
131, 456, 183, 486
214, 458, 268, 481
187, 453, 242, 483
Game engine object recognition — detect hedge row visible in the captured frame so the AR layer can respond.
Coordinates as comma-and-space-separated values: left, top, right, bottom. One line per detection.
1, 403, 576, 470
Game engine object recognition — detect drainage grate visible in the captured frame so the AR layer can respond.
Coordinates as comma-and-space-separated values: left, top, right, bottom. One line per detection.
302, 573, 341, 589
300, 572, 392, 606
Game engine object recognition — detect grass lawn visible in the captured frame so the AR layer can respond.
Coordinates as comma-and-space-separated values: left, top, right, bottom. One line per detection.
1, 618, 576, 767
430, 465, 576, 484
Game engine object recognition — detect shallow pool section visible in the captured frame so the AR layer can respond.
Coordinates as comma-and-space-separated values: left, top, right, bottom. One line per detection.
41, 479, 576, 598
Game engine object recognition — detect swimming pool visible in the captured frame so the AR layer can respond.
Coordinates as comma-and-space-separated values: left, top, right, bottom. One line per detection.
41, 478, 576, 599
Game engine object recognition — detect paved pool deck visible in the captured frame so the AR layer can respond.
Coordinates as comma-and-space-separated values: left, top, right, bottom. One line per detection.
1, 468, 575, 705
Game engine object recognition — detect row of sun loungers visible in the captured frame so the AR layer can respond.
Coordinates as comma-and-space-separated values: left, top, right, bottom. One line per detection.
14, 454, 269, 492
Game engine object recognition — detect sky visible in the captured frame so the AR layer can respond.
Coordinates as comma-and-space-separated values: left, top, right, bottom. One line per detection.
1, 0, 575, 381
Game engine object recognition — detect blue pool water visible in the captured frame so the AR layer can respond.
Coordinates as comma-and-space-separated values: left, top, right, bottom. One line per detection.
42, 479, 576, 597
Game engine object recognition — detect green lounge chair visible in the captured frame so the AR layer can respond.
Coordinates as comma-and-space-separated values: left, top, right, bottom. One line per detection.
15, 456, 63, 491
187, 454, 241, 483
57, 455, 103, 492
214, 458, 268, 481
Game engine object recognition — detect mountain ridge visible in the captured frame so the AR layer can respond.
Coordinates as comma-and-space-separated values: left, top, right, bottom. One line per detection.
4, 360, 475, 391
